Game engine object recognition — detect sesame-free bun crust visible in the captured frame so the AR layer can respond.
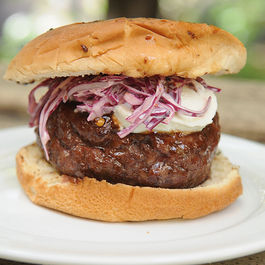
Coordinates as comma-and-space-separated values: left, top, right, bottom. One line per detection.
16, 143, 242, 222
5, 18, 246, 83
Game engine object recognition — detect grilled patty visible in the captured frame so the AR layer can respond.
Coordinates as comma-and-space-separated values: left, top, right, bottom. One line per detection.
37, 101, 220, 189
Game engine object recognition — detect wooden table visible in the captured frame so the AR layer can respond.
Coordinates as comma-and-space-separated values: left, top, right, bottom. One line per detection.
0, 67, 265, 264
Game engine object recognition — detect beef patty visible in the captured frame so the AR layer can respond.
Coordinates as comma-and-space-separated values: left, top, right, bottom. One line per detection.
36, 101, 220, 189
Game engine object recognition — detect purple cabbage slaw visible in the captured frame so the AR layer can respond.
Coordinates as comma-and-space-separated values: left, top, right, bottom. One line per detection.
28, 75, 220, 159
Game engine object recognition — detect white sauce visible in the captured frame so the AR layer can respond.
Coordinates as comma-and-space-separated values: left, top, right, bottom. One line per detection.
113, 82, 217, 133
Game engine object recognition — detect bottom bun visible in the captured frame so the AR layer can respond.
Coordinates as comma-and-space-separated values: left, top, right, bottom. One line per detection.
16, 143, 242, 222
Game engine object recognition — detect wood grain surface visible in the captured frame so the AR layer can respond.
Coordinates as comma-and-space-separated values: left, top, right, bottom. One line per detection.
0, 65, 265, 264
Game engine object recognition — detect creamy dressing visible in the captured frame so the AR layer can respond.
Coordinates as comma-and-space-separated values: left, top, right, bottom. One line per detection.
114, 82, 217, 133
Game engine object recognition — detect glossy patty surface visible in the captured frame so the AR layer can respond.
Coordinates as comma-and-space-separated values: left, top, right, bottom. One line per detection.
37, 102, 220, 189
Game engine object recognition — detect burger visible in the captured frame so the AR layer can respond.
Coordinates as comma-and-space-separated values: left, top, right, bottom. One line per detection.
4, 18, 246, 222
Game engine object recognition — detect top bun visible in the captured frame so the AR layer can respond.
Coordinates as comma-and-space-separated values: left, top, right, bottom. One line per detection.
4, 18, 246, 84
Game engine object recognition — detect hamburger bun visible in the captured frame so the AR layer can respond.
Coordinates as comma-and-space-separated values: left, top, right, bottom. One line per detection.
16, 143, 242, 222
4, 17, 246, 84
6, 18, 245, 221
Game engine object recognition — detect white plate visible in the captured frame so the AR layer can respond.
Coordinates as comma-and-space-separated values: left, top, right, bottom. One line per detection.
0, 126, 265, 265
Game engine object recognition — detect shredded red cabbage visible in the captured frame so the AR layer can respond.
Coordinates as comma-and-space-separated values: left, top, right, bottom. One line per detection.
28, 75, 220, 159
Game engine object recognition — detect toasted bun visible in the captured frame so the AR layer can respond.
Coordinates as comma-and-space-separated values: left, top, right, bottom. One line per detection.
16, 143, 242, 222
4, 18, 246, 84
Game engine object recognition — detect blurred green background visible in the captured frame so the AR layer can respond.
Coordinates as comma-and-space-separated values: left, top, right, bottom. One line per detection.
0, 0, 264, 80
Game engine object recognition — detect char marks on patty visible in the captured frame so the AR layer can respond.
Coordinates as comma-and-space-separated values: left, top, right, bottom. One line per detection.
36, 101, 220, 189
